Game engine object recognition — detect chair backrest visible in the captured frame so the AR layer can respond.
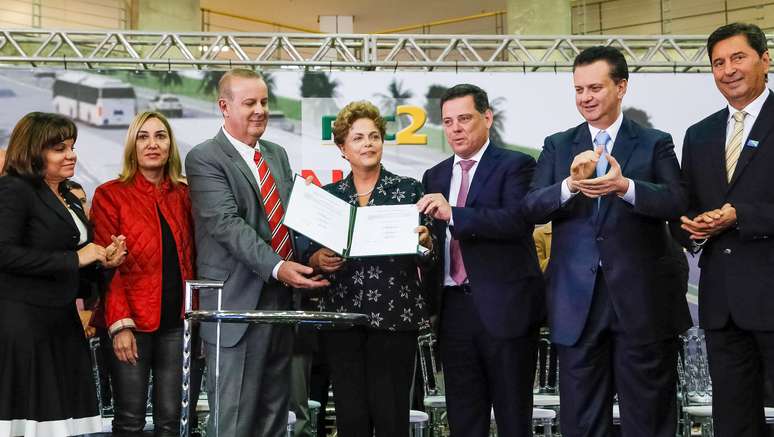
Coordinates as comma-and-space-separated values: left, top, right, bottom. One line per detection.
417, 331, 444, 396
679, 326, 713, 405
535, 327, 559, 394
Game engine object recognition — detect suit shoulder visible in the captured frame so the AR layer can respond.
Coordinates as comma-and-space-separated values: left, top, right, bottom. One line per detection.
545, 122, 585, 146
495, 146, 536, 163
259, 138, 286, 154
0, 174, 33, 191
687, 107, 727, 133
631, 122, 673, 143
424, 155, 454, 175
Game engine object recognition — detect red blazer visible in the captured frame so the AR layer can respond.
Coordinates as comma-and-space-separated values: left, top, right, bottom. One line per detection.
91, 174, 195, 334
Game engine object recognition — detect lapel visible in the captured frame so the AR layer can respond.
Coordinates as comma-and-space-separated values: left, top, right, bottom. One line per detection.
214, 129, 262, 201
36, 183, 77, 234
728, 91, 774, 190
63, 187, 93, 242
430, 157, 453, 243
695, 109, 730, 196
596, 117, 638, 229
571, 123, 593, 158
435, 156, 454, 200
465, 144, 498, 207
258, 139, 290, 207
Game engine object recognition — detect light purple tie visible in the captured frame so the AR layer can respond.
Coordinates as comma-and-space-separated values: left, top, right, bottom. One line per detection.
450, 159, 476, 285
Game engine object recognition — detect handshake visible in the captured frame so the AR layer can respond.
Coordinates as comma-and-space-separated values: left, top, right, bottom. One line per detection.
567, 148, 630, 198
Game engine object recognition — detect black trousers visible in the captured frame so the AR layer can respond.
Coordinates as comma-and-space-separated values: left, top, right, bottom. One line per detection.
706, 319, 774, 437
110, 326, 190, 437
440, 288, 538, 437
557, 271, 679, 437
321, 327, 417, 437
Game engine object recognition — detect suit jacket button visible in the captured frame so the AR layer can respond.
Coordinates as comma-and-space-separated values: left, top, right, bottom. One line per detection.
722, 248, 732, 255
596, 236, 604, 242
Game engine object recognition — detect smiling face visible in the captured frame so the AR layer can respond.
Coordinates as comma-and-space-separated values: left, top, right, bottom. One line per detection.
574, 60, 627, 129
219, 76, 269, 146
43, 138, 77, 184
135, 117, 170, 173
711, 34, 770, 110
339, 117, 383, 172
441, 95, 493, 159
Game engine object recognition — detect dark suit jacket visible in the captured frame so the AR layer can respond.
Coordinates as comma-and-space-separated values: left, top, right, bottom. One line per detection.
0, 175, 94, 307
523, 117, 692, 346
422, 144, 545, 339
675, 90, 774, 331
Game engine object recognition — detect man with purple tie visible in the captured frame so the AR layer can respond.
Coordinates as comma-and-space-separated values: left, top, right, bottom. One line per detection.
417, 84, 545, 437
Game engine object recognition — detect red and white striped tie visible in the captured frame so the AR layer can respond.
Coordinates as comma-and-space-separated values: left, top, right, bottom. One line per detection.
253, 149, 293, 260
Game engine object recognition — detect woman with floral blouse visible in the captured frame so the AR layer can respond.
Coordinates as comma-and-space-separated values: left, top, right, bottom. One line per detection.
307, 100, 434, 437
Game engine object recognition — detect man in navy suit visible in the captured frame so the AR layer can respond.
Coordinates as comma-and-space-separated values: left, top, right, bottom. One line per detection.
677, 23, 774, 436
417, 84, 545, 437
522, 46, 692, 437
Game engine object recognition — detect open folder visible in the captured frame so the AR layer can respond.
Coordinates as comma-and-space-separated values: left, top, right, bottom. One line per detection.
282, 176, 420, 258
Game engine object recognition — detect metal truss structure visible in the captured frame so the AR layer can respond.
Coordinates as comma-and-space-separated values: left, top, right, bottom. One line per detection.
0, 28, 768, 72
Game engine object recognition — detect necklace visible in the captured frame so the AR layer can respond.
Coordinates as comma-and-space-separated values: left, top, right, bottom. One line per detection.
355, 187, 374, 197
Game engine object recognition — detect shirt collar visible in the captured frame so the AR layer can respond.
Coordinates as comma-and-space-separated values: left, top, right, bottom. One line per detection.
726, 88, 769, 122
222, 125, 259, 153
587, 112, 624, 146
453, 139, 490, 166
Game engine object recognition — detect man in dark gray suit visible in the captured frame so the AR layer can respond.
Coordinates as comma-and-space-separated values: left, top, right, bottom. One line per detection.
185, 69, 328, 437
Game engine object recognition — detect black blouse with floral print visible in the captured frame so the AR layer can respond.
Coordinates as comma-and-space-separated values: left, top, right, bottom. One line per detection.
307, 166, 434, 331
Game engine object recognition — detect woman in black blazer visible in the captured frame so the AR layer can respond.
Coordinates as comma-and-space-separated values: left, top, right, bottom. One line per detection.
0, 112, 126, 437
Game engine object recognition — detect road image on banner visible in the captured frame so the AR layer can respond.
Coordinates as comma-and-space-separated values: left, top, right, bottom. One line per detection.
52, 72, 137, 126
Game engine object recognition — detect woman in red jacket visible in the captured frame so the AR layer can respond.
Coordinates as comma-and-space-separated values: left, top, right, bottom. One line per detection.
91, 111, 195, 437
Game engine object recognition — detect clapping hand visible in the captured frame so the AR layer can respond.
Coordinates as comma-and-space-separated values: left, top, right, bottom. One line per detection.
104, 234, 127, 268
680, 203, 737, 240
573, 152, 629, 198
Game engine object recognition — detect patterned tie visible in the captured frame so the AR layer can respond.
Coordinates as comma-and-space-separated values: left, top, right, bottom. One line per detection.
450, 159, 476, 285
253, 149, 293, 260
594, 130, 611, 178
725, 111, 746, 182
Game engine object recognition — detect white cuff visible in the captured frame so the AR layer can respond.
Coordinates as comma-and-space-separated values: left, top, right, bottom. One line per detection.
618, 178, 636, 205
108, 318, 136, 337
561, 177, 580, 204
272, 260, 285, 280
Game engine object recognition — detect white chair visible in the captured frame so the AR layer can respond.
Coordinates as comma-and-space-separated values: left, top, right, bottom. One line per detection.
410, 409, 430, 437
287, 410, 296, 437
489, 407, 557, 436
307, 399, 321, 437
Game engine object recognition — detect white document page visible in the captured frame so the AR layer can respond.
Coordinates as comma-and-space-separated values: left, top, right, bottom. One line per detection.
348, 204, 419, 257
282, 177, 352, 256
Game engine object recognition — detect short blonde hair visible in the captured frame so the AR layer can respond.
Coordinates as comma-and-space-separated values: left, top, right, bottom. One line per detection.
218, 68, 264, 101
332, 101, 387, 146
118, 111, 184, 185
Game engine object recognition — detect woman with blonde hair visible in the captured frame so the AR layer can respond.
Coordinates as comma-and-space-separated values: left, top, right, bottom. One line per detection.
90, 111, 196, 436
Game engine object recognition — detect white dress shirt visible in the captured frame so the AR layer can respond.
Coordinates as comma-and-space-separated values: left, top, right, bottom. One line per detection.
561, 112, 636, 205
443, 140, 490, 286
725, 87, 769, 147
221, 126, 284, 279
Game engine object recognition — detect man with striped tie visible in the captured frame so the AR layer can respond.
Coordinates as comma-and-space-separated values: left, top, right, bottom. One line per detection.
523, 46, 691, 437
676, 23, 774, 437
186, 68, 329, 437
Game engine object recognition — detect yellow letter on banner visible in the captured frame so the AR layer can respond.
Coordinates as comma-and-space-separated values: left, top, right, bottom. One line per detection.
395, 105, 428, 145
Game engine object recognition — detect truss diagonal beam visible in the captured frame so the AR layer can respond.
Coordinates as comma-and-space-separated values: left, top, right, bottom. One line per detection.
0, 29, 767, 72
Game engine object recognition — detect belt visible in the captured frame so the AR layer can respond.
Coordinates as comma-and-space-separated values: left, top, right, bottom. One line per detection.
444, 284, 472, 294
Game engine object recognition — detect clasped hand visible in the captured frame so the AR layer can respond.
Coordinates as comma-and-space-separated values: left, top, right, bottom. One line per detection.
680, 203, 737, 240
568, 149, 629, 198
